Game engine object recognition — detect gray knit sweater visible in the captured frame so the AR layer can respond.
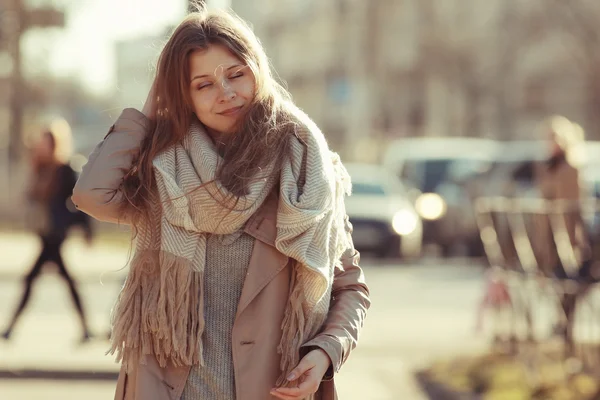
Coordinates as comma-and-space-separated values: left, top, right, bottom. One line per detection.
181, 230, 254, 400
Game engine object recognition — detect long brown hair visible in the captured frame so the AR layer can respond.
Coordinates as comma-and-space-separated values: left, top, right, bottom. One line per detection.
120, 8, 298, 223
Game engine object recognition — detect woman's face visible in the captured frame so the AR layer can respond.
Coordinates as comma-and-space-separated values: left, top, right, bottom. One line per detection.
33, 133, 54, 162
188, 44, 255, 136
548, 133, 563, 156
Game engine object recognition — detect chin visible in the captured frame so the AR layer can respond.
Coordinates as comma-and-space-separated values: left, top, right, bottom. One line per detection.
221, 123, 239, 134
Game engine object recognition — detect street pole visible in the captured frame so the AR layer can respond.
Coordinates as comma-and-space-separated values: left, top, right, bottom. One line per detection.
0, 0, 63, 214
5, 0, 23, 167
4, 0, 64, 167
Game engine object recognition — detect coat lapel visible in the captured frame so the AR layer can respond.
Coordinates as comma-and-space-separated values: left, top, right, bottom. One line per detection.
237, 193, 289, 318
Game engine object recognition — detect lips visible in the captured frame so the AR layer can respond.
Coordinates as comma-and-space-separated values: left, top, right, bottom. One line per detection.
218, 105, 243, 116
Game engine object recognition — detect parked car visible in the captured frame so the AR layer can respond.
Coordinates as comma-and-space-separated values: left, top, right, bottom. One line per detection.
582, 161, 600, 239
382, 137, 496, 256
475, 140, 547, 198
345, 163, 423, 259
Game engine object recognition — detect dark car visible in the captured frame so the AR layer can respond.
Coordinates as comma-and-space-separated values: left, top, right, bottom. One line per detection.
383, 137, 496, 256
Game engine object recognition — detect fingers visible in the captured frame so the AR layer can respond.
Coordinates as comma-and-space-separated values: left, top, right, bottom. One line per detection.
271, 372, 320, 399
270, 349, 329, 399
270, 391, 299, 400
271, 379, 319, 398
286, 355, 314, 382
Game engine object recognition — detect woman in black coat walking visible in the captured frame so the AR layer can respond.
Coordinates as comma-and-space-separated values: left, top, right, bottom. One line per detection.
2, 126, 94, 342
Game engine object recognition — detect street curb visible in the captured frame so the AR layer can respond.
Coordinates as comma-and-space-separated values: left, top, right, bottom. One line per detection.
415, 371, 481, 400
0, 368, 118, 381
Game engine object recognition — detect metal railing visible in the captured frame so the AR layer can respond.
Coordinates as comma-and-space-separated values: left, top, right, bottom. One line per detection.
474, 196, 600, 368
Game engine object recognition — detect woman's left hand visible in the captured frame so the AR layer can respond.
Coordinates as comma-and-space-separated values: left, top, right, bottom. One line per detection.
270, 348, 331, 399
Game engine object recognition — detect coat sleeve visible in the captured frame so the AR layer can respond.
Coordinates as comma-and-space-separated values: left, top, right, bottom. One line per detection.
561, 166, 591, 258
71, 108, 149, 224
300, 215, 371, 379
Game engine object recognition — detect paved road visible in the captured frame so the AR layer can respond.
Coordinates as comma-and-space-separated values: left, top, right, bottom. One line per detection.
0, 232, 489, 400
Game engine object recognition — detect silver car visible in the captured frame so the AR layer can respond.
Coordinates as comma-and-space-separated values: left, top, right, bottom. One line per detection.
345, 163, 423, 259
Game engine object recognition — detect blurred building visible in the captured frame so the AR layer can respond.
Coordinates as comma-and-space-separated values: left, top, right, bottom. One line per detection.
231, 0, 600, 157
113, 33, 167, 110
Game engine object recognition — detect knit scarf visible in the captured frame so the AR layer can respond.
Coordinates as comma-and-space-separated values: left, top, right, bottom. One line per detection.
107, 106, 352, 385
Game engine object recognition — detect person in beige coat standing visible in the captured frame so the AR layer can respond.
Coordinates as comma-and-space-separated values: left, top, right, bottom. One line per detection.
72, 9, 370, 400
533, 116, 591, 352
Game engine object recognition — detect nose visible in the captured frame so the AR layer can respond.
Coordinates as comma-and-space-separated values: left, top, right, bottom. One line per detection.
219, 80, 236, 102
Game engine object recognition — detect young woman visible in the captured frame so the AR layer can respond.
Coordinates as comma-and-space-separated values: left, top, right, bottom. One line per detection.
3, 127, 93, 343
72, 9, 370, 400
534, 116, 591, 352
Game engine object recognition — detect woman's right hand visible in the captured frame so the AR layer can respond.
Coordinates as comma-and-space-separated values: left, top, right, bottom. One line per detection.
142, 78, 157, 117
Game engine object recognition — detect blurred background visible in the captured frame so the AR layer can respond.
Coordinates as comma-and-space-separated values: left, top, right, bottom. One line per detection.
1, 0, 600, 399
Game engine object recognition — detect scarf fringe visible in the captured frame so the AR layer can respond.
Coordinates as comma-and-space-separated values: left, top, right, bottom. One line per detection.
107, 250, 204, 371
276, 263, 326, 387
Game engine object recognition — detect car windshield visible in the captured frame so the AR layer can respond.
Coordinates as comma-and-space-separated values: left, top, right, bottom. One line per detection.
400, 158, 490, 193
351, 182, 386, 196
491, 160, 536, 183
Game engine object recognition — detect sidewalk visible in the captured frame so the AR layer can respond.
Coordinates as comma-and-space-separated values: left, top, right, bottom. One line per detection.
0, 232, 126, 379
0, 325, 119, 379
0, 231, 130, 281
0, 231, 489, 399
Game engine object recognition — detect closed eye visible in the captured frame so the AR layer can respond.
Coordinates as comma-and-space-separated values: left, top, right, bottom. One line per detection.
197, 82, 212, 90
230, 71, 244, 79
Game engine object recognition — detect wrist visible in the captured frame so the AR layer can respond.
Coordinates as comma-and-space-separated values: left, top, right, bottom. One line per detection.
313, 348, 332, 368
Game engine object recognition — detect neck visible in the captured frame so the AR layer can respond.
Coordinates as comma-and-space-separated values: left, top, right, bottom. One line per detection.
547, 151, 566, 170
206, 128, 228, 157
207, 127, 223, 142
34, 157, 59, 169
550, 150, 566, 161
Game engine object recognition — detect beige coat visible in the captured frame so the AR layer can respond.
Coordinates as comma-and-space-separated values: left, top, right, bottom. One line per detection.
72, 109, 370, 400
533, 158, 590, 274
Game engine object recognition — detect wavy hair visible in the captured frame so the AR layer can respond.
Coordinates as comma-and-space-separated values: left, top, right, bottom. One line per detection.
120, 8, 298, 223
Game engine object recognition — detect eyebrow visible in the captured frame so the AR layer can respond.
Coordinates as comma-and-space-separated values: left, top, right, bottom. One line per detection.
190, 64, 244, 83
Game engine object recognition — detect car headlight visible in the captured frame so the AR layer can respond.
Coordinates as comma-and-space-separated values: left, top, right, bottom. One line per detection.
415, 193, 447, 220
392, 209, 419, 235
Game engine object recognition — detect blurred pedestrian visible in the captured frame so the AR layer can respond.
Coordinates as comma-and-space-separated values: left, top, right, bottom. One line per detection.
475, 267, 511, 336
533, 116, 592, 349
1, 123, 94, 343
72, 8, 369, 400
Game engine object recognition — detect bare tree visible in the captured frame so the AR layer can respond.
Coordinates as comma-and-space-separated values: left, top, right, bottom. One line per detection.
545, 0, 600, 138
417, 0, 546, 138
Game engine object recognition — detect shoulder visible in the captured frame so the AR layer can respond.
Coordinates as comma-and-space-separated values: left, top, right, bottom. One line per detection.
283, 102, 323, 139
283, 102, 351, 190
